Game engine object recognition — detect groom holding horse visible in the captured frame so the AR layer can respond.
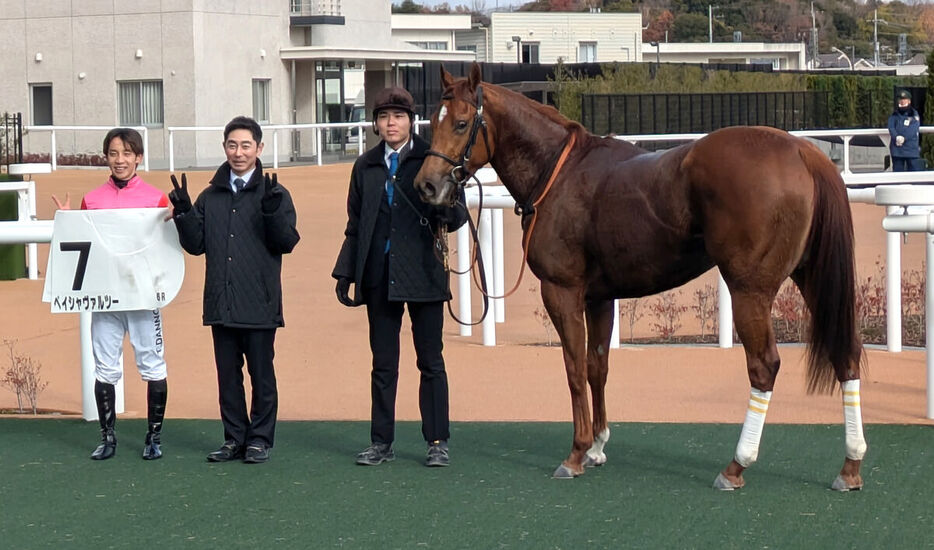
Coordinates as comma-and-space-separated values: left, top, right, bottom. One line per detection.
332, 86, 467, 468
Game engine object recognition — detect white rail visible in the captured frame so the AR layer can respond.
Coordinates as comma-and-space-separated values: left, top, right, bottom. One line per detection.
24, 126, 149, 172
455, 166, 934, 352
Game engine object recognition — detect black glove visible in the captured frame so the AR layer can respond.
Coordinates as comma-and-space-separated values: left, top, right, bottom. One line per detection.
262, 172, 283, 214
335, 277, 354, 307
168, 173, 192, 215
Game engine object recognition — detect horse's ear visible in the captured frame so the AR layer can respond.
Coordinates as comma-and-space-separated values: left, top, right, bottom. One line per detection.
440, 65, 454, 90
467, 62, 482, 91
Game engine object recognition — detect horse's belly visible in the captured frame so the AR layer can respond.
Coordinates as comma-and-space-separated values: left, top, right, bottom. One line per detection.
588, 236, 714, 300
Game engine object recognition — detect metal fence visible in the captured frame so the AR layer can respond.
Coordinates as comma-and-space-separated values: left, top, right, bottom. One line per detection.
581, 91, 831, 140
1, 113, 23, 171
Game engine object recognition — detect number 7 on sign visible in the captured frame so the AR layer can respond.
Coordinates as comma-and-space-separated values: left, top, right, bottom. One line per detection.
59, 241, 92, 291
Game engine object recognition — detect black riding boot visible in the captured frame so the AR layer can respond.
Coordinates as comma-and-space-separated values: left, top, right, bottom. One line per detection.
90, 380, 117, 460
143, 379, 167, 460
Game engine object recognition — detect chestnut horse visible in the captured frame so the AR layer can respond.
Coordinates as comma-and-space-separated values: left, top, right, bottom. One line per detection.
414, 64, 866, 491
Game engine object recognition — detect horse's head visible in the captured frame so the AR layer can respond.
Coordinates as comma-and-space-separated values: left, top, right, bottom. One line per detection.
415, 63, 495, 206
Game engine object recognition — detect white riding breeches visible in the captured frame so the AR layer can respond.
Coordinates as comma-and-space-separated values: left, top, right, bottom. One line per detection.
91, 309, 166, 384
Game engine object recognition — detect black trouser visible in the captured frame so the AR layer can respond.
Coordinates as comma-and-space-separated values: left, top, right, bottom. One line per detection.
210, 326, 278, 448
893, 157, 925, 172
365, 278, 449, 446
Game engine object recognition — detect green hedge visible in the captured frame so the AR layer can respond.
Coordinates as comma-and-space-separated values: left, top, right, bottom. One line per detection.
551, 61, 925, 131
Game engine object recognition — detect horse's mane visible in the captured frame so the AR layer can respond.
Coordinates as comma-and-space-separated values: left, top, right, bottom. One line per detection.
446, 76, 643, 157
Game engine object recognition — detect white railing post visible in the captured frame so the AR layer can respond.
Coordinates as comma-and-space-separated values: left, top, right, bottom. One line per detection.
479, 208, 495, 346
842, 135, 852, 174
142, 128, 150, 172
610, 299, 620, 349
886, 205, 902, 352
357, 124, 364, 154
718, 271, 733, 348
273, 130, 279, 170
50, 131, 57, 171
492, 208, 505, 323
26, 181, 37, 279
927, 232, 934, 418
457, 224, 472, 336
316, 128, 323, 166
168, 130, 175, 172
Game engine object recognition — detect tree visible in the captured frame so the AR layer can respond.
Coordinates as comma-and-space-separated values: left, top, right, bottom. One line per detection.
393, 0, 425, 13
643, 10, 674, 43
672, 12, 710, 42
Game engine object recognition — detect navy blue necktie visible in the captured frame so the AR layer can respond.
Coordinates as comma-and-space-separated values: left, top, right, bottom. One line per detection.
386, 152, 399, 205
234, 177, 246, 193
385, 152, 399, 253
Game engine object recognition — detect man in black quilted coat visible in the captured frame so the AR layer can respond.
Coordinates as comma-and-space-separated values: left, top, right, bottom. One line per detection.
169, 116, 300, 464
332, 87, 467, 467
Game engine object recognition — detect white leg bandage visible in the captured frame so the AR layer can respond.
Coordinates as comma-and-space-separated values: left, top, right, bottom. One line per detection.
585, 427, 610, 466
842, 379, 867, 461
734, 389, 772, 468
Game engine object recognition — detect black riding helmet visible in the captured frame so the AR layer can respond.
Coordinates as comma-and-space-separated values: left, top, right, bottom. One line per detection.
372, 87, 415, 119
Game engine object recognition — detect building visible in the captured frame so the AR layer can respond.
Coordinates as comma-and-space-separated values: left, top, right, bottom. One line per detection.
642, 42, 807, 70
0, 1, 473, 168
457, 11, 645, 64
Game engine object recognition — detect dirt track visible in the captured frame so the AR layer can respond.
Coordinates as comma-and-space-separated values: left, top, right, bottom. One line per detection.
1, 165, 931, 426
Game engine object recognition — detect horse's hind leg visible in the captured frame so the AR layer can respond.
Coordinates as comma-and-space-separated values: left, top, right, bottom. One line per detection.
714, 290, 782, 491
540, 281, 591, 479
584, 299, 613, 468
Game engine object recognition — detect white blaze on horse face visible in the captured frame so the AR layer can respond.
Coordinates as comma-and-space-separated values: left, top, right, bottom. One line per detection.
842, 379, 867, 460
439, 105, 448, 123
734, 388, 771, 468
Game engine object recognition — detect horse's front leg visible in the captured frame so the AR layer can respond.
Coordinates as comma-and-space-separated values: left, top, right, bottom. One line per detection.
584, 298, 614, 468
540, 281, 590, 479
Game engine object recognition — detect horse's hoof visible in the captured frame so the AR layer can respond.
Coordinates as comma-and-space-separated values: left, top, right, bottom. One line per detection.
553, 463, 582, 479
831, 474, 863, 492
713, 472, 743, 491
584, 452, 606, 468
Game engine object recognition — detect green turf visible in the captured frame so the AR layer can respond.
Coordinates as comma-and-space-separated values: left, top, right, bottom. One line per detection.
1, 420, 932, 549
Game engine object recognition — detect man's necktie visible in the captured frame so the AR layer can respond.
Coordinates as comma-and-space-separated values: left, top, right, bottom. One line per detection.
234, 177, 246, 193
386, 152, 399, 205
385, 152, 399, 253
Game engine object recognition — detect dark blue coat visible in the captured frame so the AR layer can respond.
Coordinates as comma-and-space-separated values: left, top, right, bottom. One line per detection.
888, 107, 921, 159
332, 134, 467, 305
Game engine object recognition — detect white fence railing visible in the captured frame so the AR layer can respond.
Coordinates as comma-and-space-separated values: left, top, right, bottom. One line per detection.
19, 122, 933, 175
23, 126, 150, 172
166, 119, 431, 172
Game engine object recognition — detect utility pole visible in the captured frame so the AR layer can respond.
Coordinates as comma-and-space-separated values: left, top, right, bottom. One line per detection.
871, 9, 887, 67
708, 5, 718, 43
810, 2, 818, 69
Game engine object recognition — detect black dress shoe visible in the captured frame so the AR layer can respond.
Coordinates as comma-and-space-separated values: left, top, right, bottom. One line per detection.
206, 441, 243, 462
356, 443, 394, 465
426, 440, 449, 467
243, 444, 270, 464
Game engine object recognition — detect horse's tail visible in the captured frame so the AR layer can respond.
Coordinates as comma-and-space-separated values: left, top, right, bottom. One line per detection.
797, 143, 863, 394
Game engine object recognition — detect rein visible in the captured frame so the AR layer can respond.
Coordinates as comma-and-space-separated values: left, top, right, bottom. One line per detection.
486, 131, 576, 300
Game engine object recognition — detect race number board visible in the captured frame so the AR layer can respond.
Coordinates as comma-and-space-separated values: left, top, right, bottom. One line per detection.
42, 208, 185, 313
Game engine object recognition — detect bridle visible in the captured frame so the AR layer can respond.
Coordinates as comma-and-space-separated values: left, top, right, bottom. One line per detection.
423, 82, 577, 325
425, 84, 492, 193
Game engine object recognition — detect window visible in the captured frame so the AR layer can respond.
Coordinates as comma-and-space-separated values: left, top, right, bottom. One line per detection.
118, 80, 163, 126
578, 42, 596, 63
30, 84, 53, 126
252, 79, 270, 123
521, 43, 539, 64
408, 41, 447, 50
457, 44, 477, 53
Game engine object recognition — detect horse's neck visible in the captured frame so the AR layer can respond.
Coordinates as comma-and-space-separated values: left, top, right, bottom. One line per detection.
486, 93, 572, 206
